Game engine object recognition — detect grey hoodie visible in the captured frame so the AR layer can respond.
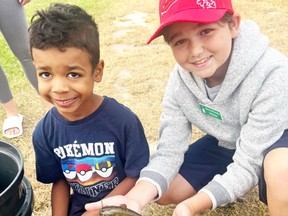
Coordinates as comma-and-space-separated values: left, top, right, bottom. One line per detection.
139, 20, 288, 208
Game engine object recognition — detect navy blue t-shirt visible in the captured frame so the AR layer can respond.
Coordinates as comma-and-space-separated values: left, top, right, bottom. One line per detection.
32, 96, 149, 207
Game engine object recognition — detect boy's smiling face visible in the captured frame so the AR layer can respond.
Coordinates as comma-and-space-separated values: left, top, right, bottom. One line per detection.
32, 46, 103, 120
164, 14, 240, 87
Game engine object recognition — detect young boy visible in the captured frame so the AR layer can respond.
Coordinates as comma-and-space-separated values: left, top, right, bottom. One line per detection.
85, 0, 288, 215
29, 3, 149, 216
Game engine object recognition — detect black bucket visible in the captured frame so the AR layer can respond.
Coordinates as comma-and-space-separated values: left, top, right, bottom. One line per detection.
0, 140, 34, 216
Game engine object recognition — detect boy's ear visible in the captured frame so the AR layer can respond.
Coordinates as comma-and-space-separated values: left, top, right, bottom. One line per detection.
93, 60, 104, 82
230, 13, 241, 39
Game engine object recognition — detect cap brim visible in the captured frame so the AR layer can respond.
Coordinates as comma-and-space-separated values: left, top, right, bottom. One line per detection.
147, 9, 228, 44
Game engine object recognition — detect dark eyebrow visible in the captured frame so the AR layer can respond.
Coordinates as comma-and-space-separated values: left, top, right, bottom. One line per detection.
66, 66, 84, 71
168, 32, 181, 43
36, 65, 83, 71
36, 66, 50, 71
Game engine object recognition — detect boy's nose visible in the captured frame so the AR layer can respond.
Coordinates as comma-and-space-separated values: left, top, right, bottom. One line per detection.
51, 78, 69, 93
190, 43, 204, 58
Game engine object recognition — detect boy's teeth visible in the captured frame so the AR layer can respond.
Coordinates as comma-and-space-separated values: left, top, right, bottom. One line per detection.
59, 98, 73, 104
195, 57, 208, 64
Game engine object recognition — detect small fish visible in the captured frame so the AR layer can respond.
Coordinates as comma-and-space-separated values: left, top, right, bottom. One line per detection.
100, 204, 141, 216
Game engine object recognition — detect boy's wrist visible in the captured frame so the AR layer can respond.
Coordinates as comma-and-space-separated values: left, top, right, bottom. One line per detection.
126, 180, 158, 209
183, 201, 196, 215
182, 191, 213, 214
198, 189, 217, 209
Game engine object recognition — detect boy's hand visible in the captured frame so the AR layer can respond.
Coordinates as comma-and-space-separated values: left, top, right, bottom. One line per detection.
85, 195, 141, 214
173, 202, 195, 216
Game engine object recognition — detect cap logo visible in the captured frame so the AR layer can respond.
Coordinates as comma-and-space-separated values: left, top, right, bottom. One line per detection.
196, 0, 217, 9
161, 0, 178, 15
161, 0, 217, 16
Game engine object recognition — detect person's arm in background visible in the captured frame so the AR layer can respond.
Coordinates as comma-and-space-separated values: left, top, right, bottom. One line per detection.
51, 179, 70, 216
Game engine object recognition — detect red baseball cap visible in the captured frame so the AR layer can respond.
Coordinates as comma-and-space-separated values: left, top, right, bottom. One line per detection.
147, 0, 234, 44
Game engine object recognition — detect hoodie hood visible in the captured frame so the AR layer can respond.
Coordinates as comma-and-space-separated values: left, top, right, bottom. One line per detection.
219, 20, 269, 101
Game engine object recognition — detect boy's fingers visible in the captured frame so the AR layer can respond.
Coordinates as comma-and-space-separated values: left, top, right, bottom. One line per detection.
85, 196, 127, 211
85, 201, 102, 211
85, 198, 113, 211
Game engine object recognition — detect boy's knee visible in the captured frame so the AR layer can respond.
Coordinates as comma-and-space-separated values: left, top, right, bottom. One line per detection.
156, 195, 173, 205
156, 193, 180, 205
264, 148, 288, 186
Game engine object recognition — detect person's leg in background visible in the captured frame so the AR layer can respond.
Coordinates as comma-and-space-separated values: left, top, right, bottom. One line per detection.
0, 0, 38, 138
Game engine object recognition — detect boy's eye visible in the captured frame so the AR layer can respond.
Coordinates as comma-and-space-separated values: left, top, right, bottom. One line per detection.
39, 72, 51, 79
200, 29, 212, 35
68, 72, 80, 78
173, 39, 186, 46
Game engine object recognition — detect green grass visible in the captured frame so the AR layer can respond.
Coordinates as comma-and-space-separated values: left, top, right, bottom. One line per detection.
0, 0, 111, 91
24, 0, 111, 20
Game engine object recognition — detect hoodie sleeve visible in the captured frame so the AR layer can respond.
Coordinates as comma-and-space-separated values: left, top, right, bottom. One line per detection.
139, 66, 192, 198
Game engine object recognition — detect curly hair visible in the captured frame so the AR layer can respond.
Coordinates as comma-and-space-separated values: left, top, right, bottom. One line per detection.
29, 3, 100, 69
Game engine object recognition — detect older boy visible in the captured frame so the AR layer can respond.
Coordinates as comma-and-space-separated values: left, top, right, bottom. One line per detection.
85, 0, 288, 215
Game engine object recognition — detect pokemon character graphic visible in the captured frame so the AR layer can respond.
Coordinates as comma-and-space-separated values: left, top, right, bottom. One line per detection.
61, 155, 115, 185
76, 163, 93, 182
95, 161, 113, 178
62, 163, 77, 179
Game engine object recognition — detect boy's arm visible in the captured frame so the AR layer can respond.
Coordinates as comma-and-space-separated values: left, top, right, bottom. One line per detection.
173, 192, 213, 215
125, 180, 158, 209
51, 179, 70, 216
